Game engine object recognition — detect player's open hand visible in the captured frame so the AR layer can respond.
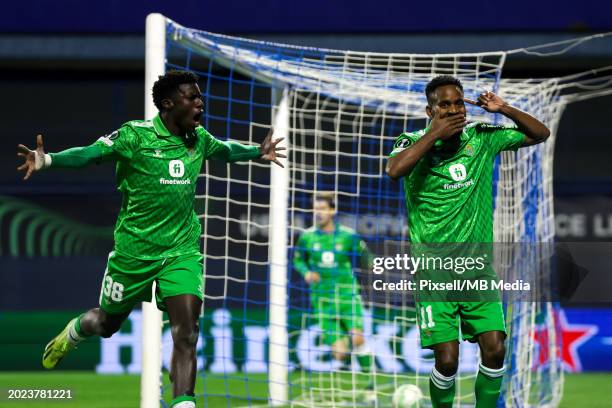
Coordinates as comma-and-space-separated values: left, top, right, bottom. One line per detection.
429, 111, 467, 141
259, 128, 286, 168
464, 91, 507, 113
304, 271, 320, 285
17, 134, 46, 180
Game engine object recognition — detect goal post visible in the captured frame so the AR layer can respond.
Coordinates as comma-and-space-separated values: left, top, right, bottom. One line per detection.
268, 88, 291, 406
142, 13, 294, 408
141, 12, 165, 408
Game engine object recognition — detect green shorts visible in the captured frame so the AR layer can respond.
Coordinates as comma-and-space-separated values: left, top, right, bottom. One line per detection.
98, 251, 204, 314
414, 260, 506, 348
314, 295, 365, 346
416, 300, 506, 348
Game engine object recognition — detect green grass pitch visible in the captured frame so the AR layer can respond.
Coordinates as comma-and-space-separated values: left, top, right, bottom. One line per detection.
0, 372, 609, 407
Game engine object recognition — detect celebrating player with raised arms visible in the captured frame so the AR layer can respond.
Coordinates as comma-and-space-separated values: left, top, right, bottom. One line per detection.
16, 70, 285, 408
293, 192, 376, 400
386, 75, 550, 408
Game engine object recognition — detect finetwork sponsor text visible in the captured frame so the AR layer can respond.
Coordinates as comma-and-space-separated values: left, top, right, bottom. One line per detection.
159, 178, 191, 185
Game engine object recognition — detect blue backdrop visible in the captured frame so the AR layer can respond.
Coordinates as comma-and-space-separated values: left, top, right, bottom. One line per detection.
3, 0, 611, 33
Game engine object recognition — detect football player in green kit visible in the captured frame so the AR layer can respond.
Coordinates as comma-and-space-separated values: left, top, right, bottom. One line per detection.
293, 192, 375, 400
386, 75, 550, 408
16, 70, 285, 408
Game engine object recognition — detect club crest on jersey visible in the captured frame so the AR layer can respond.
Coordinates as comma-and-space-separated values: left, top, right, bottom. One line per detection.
321, 251, 335, 266
449, 163, 467, 181
154, 149, 162, 157
169, 160, 185, 178
464, 144, 475, 156
335, 244, 342, 251
313, 243, 321, 251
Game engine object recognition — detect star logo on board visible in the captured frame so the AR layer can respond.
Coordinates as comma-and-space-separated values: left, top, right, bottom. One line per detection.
533, 309, 598, 372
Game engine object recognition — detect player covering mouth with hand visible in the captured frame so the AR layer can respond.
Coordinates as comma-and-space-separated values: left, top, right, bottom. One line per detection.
386, 75, 549, 408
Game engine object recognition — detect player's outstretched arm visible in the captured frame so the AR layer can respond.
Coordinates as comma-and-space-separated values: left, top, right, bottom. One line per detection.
17, 134, 114, 180
17, 134, 47, 180
386, 112, 467, 180
207, 128, 286, 166
465, 91, 550, 147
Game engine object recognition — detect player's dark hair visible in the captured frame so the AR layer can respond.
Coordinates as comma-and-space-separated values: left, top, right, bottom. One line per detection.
425, 75, 463, 104
152, 70, 200, 111
314, 192, 336, 209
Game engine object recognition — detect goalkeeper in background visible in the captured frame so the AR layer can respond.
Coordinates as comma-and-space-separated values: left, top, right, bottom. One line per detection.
386, 75, 550, 408
293, 192, 375, 394
16, 70, 285, 408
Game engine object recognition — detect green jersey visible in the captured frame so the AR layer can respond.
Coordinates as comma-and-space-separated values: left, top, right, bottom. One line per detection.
50, 115, 260, 259
293, 224, 372, 297
389, 123, 524, 243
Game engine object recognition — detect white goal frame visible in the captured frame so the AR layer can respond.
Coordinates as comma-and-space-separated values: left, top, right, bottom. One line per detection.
142, 13, 291, 407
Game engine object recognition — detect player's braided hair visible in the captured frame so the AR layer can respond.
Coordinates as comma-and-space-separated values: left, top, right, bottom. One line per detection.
425, 75, 463, 104
314, 192, 336, 209
152, 70, 200, 111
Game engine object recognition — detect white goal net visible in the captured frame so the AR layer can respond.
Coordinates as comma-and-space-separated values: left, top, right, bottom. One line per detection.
144, 15, 612, 407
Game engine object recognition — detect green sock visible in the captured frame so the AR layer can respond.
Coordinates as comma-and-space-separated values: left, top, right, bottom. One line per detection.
357, 354, 372, 371
475, 363, 505, 408
170, 395, 196, 407
353, 343, 374, 388
354, 342, 372, 372
357, 354, 373, 389
67, 314, 89, 345
429, 367, 456, 408
74, 314, 88, 337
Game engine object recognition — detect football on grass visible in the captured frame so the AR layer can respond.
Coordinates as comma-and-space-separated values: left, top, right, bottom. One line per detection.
392, 384, 424, 408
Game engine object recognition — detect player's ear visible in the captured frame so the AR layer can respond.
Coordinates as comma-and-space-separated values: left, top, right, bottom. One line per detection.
426, 105, 434, 119
161, 98, 174, 111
